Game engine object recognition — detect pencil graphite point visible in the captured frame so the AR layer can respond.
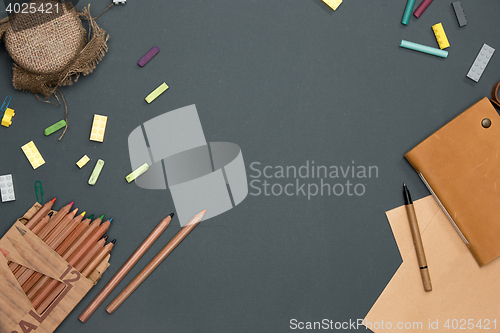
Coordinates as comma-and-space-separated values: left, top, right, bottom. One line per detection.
80, 211, 86, 217
99, 214, 105, 220
109, 218, 114, 223
69, 201, 74, 206
88, 214, 94, 220
51, 198, 56, 203
102, 235, 109, 241
169, 213, 175, 218
111, 239, 116, 244
186, 209, 206, 226
48, 212, 54, 217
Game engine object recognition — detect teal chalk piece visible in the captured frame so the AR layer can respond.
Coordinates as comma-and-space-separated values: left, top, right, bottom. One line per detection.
44, 120, 67, 136
399, 40, 448, 58
402, 0, 415, 25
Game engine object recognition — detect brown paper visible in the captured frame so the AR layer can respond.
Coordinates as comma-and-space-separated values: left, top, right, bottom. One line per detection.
0, 204, 111, 333
364, 196, 500, 332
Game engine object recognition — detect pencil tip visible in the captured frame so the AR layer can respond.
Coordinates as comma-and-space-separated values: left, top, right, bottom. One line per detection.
80, 211, 86, 217
69, 201, 74, 206
48, 212, 54, 217
99, 214, 105, 220
111, 239, 116, 244
169, 213, 175, 218
51, 198, 56, 203
109, 217, 114, 223
72, 208, 78, 214
103, 235, 109, 241
88, 214, 94, 220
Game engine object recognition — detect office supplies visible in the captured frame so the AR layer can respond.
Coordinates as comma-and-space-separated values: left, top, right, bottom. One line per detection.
405, 97, 500, 266
452, 1, 467, 27
125, 163, 149, 183
401, 0, 415, 25
1, 95, 11, 113
90, 114, 108, 142
432, 23, 449, 49
403, 184, 431, 291
106, 210, 206, 314
399, 40, 448, 58
21, 141, 45, 169
1, 107, 15, 127
79, 214, 173, 322
0, 202, 111, 333
44, 119, 67, 136
145, 82, 169, 103
77, 155, 91, 168
35, 180, 43, 204
25, 198, 56, 229
321, 0, 342, 11
466, 44, 495, 82
413, 0, 433, 18
0, 174, 15, 202
364, 196, 500, 332
113, 0, 126, 4
138, 46, 159, 67
89, 159, 105, 185
31, 217, 112, 310
82, 239, 116, 277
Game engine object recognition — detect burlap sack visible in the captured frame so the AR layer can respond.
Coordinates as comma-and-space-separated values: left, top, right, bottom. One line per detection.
0, 0, 109, 138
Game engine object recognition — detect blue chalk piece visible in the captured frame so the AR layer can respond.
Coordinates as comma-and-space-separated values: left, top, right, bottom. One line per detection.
399, 40, 448, 58
402, 0, 415, 25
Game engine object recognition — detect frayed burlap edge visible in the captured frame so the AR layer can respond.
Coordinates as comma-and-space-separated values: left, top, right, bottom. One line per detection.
0, 4, 109, 140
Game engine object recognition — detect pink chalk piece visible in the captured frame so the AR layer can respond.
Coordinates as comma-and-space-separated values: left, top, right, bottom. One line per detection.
138, 46, 160, 67
413, 0, 433, 18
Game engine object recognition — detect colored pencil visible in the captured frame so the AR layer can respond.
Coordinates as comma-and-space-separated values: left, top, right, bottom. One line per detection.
79, 214, 173, 322
106, 210, 205, 314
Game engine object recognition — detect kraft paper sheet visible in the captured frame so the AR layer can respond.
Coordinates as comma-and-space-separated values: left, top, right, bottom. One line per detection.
364, 196, 500, 332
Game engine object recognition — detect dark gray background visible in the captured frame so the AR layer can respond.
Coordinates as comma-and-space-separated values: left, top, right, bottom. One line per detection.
1, 0, 499, 332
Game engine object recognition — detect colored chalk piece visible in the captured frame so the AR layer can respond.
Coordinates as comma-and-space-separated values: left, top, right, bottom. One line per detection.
322, 0, 342, 11
125, 163, 149, 183
1, 108, 15, 127
402, 0, 415, 25
138, 46, 159, 67
0, 174, 15, 202
414, 0, 433, 18
467, 44, 495, 82
452, 1, 467, 27
88, 159, 105, 185
113, 0, 126, 4
21, 141, 45, 169
44, 120, 67, 136
90, 114, 108, 142
76, 155, 91, 168
145, 82, 169, 103
432, 23, 450, 49
399, 40, 448, 58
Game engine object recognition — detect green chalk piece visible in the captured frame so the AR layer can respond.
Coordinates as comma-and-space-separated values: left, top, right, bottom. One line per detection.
44, 120, 67, 136
402, 0, 415, 25
125, 163, 149, 183
88, 159, 105, 186
399, 40, 448, 58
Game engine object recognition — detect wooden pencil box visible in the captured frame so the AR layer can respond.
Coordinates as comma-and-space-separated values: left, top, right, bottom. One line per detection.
0, 203, 110, 333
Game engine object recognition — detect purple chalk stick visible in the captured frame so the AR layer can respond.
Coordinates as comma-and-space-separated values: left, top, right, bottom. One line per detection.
138, 46, 160, 67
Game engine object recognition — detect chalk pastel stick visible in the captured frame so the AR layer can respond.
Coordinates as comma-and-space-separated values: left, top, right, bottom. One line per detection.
138, 47, 160, 67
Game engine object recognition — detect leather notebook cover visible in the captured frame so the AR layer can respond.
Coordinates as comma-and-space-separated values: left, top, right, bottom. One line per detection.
405, 97, 500, 266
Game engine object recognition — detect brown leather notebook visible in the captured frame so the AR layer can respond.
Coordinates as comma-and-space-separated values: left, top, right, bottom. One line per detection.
405, 97, 500, 266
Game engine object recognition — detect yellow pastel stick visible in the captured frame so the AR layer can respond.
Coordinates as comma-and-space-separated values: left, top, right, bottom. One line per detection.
125, 163, 149, 183
145, 82, 169, 103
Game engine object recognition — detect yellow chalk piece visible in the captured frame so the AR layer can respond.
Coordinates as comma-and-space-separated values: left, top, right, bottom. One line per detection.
21, 141, 45, 169
145, 82, 169, 103
76, 155, 90, 168
90, 114, 108, 142
88, 159, 105, 186
322, 0, 342, 11
1, 108, 15, 127
432, 23, 450, 49
125, 163, 149, 183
